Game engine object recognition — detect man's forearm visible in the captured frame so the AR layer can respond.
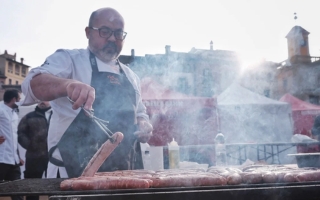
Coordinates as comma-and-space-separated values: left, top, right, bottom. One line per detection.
30, 73, 73, 101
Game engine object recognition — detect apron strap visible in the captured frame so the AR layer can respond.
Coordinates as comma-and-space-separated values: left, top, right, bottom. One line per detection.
48, 145, 64, 167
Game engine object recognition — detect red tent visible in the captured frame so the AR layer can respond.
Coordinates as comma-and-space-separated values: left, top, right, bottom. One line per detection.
140, 77, 218, 147
141, 77, 190, 100
279, 93, 320, 136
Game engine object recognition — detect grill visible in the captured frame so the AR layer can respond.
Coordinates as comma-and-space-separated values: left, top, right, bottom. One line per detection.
1, 178, 320, 200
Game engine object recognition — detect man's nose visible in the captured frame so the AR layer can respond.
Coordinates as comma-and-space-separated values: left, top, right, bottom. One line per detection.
107, 32, 116, 41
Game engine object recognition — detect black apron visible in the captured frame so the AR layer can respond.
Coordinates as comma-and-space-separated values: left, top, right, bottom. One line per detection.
49, 52, 143, 178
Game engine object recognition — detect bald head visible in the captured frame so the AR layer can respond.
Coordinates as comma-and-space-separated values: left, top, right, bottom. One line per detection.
88, 7, 124, 27
86, 7, 126, 62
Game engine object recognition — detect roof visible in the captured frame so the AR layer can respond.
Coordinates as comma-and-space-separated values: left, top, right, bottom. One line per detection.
218, 83, 288, 105
286, 26, 310, 38
188, 48, 239, 57
279, 93, 320, 111
140, 77, 189, 100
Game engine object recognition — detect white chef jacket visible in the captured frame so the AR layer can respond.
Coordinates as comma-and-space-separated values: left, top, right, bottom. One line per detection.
0, 102, 20, 165
21, 48, 149, 178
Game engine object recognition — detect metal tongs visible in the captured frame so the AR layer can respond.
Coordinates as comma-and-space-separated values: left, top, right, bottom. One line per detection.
67, 97, 115, 143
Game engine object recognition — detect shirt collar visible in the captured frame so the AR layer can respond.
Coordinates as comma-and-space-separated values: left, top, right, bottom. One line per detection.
1, 101, 14, 112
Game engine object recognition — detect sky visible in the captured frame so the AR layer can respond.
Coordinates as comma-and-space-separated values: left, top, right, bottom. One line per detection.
1, 0, 320, 68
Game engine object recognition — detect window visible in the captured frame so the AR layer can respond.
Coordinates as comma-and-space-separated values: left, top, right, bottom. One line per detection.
8, 62, 13, 73
15, 64, 20, 75
283, 79, 287, 89
9, 79, 12, 85
264, 89, 270, 97
22, 67, 27, 77
16, 81, 19, 85
177, 77, 188, 94
202, 69, 214, 97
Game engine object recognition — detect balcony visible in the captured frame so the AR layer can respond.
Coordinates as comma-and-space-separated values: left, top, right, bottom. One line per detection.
290, 55, 320, 64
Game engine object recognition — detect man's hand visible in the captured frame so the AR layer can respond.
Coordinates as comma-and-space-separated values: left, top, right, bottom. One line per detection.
0, 136, 5, 144
19, 158, 24, 166
66, 81, 95, 110
30, 74, 96, 110
134, 119, 153, 143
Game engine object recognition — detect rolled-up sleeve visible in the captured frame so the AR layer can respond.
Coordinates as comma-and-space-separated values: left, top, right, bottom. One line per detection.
21, 49, 73, 106
137, 101, 149, 121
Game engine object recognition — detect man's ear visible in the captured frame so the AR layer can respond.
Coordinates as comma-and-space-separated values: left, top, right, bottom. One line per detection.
85, 27, 90, 39
11, 97, 16, 104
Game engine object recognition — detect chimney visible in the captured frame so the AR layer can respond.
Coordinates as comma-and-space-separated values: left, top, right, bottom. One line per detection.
131, 49, 135, 57
210, 41, 213, 51
20, 58, 24, 64
165, 45, 171, 55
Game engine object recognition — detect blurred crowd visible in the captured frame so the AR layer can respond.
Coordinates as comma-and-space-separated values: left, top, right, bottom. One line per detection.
0, 89, 52, 200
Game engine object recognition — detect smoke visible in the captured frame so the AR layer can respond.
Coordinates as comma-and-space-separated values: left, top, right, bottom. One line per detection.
129, 46, 297, 166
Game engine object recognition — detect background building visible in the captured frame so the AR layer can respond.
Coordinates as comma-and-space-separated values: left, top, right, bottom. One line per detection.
0, 50, 30, 99
120, 42, 242, 97
275, 26, 320, 103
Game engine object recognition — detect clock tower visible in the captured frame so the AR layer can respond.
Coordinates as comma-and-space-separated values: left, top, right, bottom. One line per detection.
286, 26, 311, 63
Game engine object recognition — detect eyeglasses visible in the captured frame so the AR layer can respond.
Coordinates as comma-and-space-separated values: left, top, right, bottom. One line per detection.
89, 27, 127, 40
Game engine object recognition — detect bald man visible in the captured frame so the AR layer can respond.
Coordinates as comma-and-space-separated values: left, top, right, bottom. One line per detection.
21, 7, 152, 178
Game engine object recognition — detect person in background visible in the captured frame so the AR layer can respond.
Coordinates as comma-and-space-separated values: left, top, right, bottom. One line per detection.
0, 89, 24, 200
311, 115, 320, 141
21, 7, 153, 178
17, 101, 52, 200
311, 115, 320, 152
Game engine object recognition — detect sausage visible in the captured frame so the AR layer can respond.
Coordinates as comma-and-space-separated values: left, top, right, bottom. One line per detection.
261, 172, 277, 183
295, 171, 320, 182
274, 171, 288, 183
69, 176, 150, 190
110, 169, 156, 174
97, 177, 150, 189
151, 174, 226, 188
156, 172, 210, 177
95, 173, 154, 183
240, 172, 263, 184
60, 178, 76, 190
71, 178, 100, 190
226, 173, 242, 185
95, 171, 154, 178
283, 173, 297, 183
81, 132, 124, 177
157, 168, 207, 174
282, 170, 314, 183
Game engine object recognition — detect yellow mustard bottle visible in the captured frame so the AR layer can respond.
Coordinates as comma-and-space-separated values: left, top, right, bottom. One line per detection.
168, 138, 180, 169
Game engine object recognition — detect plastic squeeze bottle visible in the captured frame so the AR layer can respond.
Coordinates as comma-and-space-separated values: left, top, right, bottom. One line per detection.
141, 143, 151, 170
168, 138, 180, 169
214, 133, 227, 166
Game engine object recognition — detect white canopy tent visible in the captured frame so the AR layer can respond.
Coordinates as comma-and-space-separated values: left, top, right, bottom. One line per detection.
217, 83, 293, 143
217, 83, 295, 164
